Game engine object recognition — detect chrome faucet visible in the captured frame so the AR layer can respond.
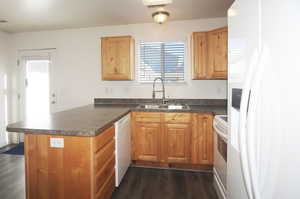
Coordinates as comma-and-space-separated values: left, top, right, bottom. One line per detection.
152, 77, 167, 104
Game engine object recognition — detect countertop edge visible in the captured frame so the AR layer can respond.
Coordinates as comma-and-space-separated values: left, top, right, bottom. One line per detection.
7, 109, 132, 137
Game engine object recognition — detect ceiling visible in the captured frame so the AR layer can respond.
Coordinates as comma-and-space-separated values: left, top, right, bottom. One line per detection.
0, 0, 234, 33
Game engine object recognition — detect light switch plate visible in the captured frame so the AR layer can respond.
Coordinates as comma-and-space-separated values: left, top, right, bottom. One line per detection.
50, 138, 64, 148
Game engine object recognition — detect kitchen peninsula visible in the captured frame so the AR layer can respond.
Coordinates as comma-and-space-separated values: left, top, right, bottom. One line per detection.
7, 99, 226, 199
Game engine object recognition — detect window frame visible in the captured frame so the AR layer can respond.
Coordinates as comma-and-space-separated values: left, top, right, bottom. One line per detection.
137, 40, 187, 84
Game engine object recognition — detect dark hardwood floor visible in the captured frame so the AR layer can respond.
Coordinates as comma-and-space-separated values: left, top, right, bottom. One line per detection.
0, 154, 218, 199
112, 167, 218, 199
0, 154, 25, 199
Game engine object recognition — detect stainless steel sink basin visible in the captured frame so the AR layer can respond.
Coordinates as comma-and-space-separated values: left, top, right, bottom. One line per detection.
138, 104, 190, 110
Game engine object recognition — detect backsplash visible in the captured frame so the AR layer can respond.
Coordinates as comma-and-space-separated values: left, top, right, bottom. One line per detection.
94, 98, 227, 106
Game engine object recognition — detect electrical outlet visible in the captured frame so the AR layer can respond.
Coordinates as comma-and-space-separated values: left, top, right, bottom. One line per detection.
50, 138, 64, 148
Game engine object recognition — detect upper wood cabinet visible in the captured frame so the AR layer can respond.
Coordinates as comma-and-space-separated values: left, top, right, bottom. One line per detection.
101, 36, 135, 80
191, 32, 208, 79
191, 27, 228, 79
207, 27, 228, 79
191, 113, 214, 165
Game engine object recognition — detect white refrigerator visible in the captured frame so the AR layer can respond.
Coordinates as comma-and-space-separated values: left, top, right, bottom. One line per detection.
227, 0, 300, 199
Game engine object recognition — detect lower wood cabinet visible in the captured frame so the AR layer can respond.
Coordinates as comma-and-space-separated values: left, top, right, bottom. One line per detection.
94, 126, 116, 199
192, 113, 214, 165
24, 126, 116, 199
164, 123, 191, 163
134, 122, 161, 162
131, 112, 213, 170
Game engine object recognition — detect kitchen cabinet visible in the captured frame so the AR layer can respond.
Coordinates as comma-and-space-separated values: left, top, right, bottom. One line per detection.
192, 113, 214, 165
131, 112, 161, 162
101, 36, 135, 80
24, 125, 116, 199
207, 27, 228, 79
94, 126, 116, 199
191, 27, 228, 79
134, 122, 161, 162
164, 123, 191, 163
191, 32, 208, 79
131, 112, 213, 170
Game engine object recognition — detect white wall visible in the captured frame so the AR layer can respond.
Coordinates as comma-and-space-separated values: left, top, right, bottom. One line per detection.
9, 18, 228, 113
0, 31, 10, 146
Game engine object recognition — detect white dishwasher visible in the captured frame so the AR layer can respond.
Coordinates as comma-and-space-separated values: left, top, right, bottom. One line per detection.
114, 113, 131, 187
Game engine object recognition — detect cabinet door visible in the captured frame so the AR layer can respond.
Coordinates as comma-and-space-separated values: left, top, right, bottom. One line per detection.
101, 36, 134, 80
164, 123, 191, 163
135, 122, 161, 162
192, 114, 213, 165
191, 32, 208, 79
207, 27, 228, 79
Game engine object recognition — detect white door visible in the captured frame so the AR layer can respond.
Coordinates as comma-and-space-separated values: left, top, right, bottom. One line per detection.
15, 50, 56, 143
24, 59, 51, 119
0, 71, 8, 147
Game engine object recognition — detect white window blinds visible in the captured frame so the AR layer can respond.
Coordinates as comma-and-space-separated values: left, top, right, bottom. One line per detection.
139, 41, 185, 83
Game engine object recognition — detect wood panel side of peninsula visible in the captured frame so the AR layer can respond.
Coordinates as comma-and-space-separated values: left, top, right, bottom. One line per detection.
24, 126, 115, 199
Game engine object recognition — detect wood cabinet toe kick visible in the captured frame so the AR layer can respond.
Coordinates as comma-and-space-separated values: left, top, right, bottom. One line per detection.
24, 125, 116, 199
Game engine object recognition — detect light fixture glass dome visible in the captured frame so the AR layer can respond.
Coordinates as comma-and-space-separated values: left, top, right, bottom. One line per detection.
152, 11, 170, 24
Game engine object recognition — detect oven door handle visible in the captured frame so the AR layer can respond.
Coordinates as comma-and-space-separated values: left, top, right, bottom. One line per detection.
213, 122, 228, 141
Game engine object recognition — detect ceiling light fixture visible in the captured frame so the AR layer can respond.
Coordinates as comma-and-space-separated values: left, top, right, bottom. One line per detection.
152, 11, 170, 24
143, 0, 172, 24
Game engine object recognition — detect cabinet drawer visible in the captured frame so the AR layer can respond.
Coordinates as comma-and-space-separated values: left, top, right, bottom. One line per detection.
94, 126, 115, 153
134, 112, 161, 123
95, 155, 115, 192
164, 113, 191, 123
95, 139, 115, 172
96, 170, 115, 199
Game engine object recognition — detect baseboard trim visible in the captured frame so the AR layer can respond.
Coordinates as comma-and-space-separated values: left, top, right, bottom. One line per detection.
131, 164, 213, 173
131, 160, 213, 171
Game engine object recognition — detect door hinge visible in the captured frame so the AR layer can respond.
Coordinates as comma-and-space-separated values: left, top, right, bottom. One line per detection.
17, 93, 21, 100
17, 59, 20, 67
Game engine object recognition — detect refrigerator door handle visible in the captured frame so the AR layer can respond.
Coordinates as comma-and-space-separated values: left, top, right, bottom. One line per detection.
238, 50, 260, 199
245, 47, 269, 199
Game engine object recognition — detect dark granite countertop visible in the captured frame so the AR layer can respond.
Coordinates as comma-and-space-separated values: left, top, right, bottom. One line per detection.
7, 101, 227, 137
6, 104, 133, 137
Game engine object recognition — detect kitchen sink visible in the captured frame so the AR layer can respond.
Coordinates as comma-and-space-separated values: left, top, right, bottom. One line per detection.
138, 104, 190, 110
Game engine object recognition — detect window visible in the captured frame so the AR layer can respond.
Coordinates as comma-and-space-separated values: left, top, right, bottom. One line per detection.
139, 41, 185, 83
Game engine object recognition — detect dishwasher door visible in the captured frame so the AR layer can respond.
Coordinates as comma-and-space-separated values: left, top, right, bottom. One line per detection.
115, 114, 131, 187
